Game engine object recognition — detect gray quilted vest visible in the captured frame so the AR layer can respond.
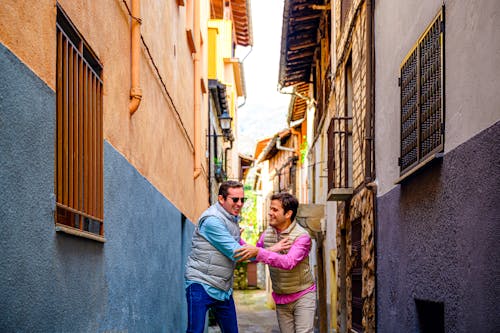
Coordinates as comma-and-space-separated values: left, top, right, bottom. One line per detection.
185, 203, 241, 291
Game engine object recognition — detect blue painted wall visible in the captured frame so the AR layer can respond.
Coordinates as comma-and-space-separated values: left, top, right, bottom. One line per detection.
376, 122, 500, 332
0, 43, 194, 332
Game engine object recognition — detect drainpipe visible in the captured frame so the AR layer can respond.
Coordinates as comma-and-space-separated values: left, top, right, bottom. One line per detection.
364, 0, 374, 182
237, 47, 253, 108
129, 0, 142, 115
193, 0, 202, 178
276, 129, 301, 157
276, 136, 295, 153
224, 140, 233, 178
366, 1, 377, 332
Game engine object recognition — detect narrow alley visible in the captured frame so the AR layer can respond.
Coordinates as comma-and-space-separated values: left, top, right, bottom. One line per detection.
1, 0, 499, 332
208, 289, 280, 333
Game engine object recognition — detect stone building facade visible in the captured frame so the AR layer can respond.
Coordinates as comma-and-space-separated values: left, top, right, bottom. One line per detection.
330, 0, 376, 332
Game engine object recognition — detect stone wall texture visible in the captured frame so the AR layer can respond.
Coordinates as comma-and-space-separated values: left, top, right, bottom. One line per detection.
334, 1, 376, 332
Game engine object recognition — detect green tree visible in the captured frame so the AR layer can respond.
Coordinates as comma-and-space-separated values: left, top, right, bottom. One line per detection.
240, 184, 259, 245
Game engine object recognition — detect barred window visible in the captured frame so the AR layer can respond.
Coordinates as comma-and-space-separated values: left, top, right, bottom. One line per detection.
398, 8, 444, 180
327, 56, 354, 201
55, 5, 104, 241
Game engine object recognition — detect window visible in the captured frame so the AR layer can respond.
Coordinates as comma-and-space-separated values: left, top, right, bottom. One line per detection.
327, 55, 353, 201
55, 5, 104, 241
415, 299, 444, 333
398, 8, 444, 180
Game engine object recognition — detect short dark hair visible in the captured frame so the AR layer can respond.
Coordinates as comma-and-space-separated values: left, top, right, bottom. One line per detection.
218, 180, 244, 199
270, 192, 299, 222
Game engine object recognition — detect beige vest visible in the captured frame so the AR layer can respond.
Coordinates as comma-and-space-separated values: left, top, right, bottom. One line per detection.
263, 221, 314, 294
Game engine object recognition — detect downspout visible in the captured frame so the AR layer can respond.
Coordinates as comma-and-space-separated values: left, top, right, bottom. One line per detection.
129, 0, 142, 115
193, 0, 202, 178
366, 1, 377, 332
224, 140, 233, 178
276, 129, 301, 157
237, 46, 253, 109
364, 0, 374, 182
289, 127, 303, 198
276, 136, 295, 153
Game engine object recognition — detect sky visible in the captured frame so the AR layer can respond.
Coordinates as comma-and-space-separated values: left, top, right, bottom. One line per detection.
236, 0, 291, 157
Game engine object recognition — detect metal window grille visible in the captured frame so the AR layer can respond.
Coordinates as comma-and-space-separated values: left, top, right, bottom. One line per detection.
399, 8, 444, 176
327, 116, 353, 190
55, 6, 104, 237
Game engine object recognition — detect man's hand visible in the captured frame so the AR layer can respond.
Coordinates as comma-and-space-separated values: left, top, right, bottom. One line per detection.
234, 245, 260, 262
268, 236, 292, 253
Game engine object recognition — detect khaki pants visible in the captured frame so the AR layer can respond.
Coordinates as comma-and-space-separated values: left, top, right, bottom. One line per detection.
275, 291, 316, 333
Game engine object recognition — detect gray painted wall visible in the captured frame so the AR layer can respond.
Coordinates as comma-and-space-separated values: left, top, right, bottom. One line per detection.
376, 122, 500, 332
0, 43, 194, 332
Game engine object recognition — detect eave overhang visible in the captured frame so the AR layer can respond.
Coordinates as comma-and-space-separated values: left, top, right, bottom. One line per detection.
210, 0, 253, 47
239, 153, 254, 180
208, 79, 229, 116
287, 82, 309, 123
278, 0, 322, 88
224, 58, 245, 97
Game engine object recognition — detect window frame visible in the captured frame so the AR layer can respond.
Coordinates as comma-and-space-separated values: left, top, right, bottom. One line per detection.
327, 54, 354, 201
55, 5, 105, 242
397, 7, 445, 183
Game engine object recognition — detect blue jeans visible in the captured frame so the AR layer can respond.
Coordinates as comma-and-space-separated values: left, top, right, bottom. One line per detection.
186, 283, 238, 333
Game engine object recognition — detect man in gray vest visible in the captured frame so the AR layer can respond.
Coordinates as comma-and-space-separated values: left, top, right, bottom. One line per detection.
184, 180, 246, 333
235, 192, 316, 333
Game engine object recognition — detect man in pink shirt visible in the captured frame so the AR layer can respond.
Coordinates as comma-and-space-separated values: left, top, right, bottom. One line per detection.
235, 192, 316, 333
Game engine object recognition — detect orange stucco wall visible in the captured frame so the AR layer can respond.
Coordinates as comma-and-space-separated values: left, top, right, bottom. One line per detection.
0, 0, 210, 221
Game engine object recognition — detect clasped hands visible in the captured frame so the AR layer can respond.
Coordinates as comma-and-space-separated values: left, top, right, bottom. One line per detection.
234, 236, 293, 262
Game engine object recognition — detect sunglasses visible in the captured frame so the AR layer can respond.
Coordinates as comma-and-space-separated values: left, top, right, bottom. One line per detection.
228, 196, 246, 204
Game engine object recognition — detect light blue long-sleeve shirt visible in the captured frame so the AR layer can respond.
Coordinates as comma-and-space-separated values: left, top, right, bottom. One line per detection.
185, 216, 242, 301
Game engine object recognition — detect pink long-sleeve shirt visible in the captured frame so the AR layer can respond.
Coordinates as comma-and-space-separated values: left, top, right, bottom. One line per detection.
254, 232, 316, 304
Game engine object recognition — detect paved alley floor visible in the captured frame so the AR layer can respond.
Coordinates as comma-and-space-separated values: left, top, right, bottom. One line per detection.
208, 288, 280, 333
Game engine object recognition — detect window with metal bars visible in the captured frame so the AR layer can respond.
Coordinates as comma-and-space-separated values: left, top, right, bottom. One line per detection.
327, 56, 353, 194
398, 7, 444, 179
55, 5, 104, 241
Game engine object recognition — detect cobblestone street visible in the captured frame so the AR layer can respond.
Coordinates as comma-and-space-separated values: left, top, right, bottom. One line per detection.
209, 288, 280, 333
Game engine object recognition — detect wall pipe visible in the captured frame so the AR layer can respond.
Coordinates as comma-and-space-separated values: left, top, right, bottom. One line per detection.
365, 1, 377, 332
276, 137, 295, 153
193, 0, 202, 178
276, 128, 301, 158
224, 140, 233, 177
364, 0, 374, 182
129, 0, 142, 115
